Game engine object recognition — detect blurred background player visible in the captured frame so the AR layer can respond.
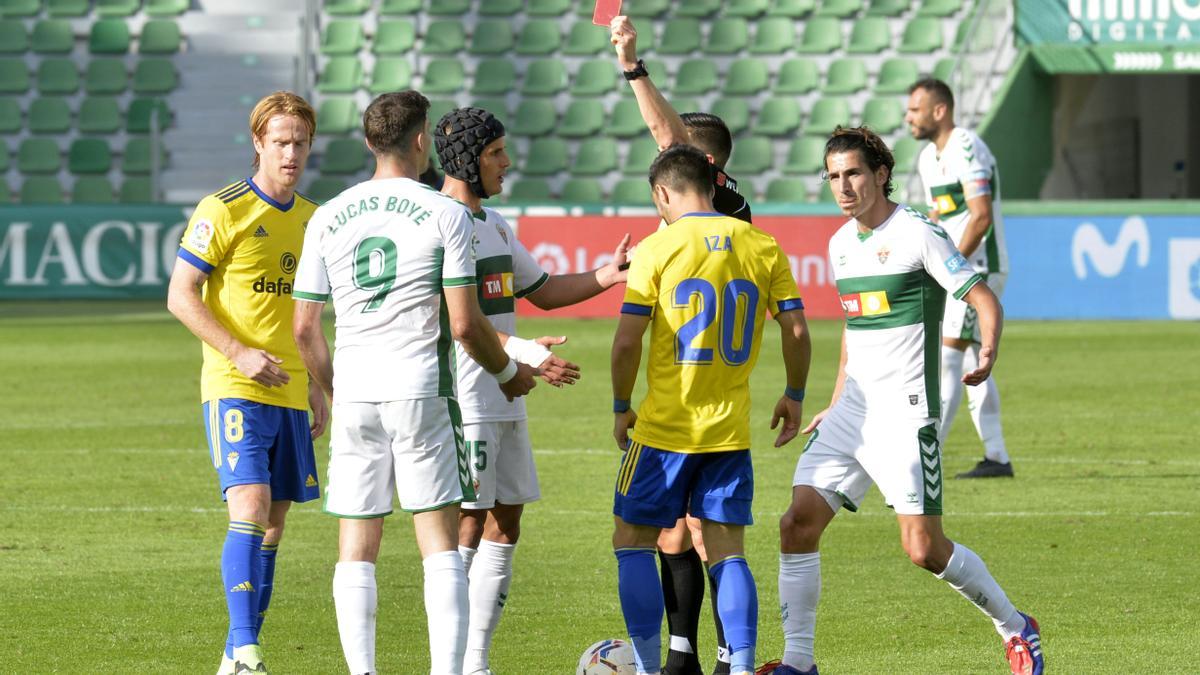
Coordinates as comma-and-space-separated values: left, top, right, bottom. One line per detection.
166, 91, 324, 675
906, 78, 1014, 479
433, 105, 632, 675
291, 91, 536, 675
764, 127, 1041, 675
609, 15, 755, 674
611, 144, 812, 675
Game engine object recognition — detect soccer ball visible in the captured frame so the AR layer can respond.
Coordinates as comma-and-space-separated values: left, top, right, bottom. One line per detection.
576, 638, 637, 675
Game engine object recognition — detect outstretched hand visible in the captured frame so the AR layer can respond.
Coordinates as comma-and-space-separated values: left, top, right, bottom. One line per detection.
600, 233, 633, 286
533, 335, 581, 386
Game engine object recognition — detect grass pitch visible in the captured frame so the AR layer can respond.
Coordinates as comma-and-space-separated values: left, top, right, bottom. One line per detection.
1, 302, 1197, 672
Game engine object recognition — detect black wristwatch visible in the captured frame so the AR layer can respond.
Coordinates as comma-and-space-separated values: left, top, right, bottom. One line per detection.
623, 59, 649, 81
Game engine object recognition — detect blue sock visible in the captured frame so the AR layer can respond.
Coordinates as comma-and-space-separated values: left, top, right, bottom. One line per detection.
222, 520, 265, 649
257, 542, 278, 635
710, 556, 757, 672
616, 547, 664, 674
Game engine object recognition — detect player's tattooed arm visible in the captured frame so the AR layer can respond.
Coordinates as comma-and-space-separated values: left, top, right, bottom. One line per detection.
609, 16, 690, 151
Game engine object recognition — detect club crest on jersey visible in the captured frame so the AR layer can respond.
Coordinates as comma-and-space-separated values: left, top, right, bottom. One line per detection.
877, 246, 890, 264
839, 290, 891, 317
188, 219, 214, 253
227, 451, 239, 471
482, 272, 514, 300
494, 223, 508, 245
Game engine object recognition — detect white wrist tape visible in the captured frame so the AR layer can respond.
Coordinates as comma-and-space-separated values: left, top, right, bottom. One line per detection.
494, 358, 519, 384
503, 336, 553, 367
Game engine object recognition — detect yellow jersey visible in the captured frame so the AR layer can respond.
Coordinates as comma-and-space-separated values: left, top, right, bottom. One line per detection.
177, 178, 318, 410
621, 212, 804, 453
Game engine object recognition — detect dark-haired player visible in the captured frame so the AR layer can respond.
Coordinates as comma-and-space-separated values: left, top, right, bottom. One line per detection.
761, 127, 1042, 675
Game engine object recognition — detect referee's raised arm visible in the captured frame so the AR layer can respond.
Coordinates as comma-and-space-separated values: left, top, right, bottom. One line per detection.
609, 15, 689, 150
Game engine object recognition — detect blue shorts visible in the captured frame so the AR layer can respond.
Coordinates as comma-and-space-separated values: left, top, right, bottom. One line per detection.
202, 398, 319, 503
612, 442, 754, 528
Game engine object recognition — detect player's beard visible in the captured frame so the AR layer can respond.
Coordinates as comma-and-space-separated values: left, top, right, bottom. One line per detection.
910, 122, 936, 141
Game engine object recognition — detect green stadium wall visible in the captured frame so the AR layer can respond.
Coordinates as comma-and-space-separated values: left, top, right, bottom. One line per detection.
980, 50, 1056, 200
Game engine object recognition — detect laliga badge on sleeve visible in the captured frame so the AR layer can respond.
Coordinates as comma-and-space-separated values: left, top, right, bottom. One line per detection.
593, 0, 622, 26
189, 219, 214, 253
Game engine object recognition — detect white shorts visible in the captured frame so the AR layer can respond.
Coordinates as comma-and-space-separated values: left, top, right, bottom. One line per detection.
943, 272, 1006, 342
324, 397, 474, 517
461, 419, 540, 510
792, 383, 944, 516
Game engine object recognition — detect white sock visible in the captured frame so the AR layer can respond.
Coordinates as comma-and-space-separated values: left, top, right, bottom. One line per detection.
333, 561, 377, 675
423, 550, 469, 675
464, 540, 515, 674
459, 545, 477, 575
778, 552, 820, 672
939, 346, 966, 443
936, 543, 1025, 640
964, 345, 1010, 464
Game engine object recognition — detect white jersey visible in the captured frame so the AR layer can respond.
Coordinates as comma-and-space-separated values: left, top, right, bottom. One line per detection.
292, 177, 477, 403
456, 207, 549, 423
917, 126, 1009, 276
830, 204, 982, 419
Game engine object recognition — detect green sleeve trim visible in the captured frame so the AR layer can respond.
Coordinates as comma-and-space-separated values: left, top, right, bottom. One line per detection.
293, 290, 329, 302
443, 277, 476, 288
403, 499, 463, 514
953, 273, 984, 300
514, 272, 550, 298
322, 509, 392, 519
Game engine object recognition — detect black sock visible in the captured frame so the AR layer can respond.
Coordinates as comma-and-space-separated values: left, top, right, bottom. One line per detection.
660, 548, 704, 675
709, 570, 730, 675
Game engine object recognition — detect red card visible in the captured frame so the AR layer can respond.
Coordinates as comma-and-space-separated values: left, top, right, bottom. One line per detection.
592, 0, 621, 26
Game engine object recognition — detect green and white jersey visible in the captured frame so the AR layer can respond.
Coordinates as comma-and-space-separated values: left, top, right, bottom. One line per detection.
456, 207, 549, 423
293, 177, 477, 403
831, 204, 982, 419
917, 126, 1009, 276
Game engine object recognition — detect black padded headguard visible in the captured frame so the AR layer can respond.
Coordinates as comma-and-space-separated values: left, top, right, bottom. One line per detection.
434, 107, 506, 198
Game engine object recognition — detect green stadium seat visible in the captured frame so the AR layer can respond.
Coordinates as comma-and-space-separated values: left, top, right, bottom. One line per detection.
0, 98, 20, 132
320, 20, 364, 55
876, 58, 920, 94
867, 0, 909, 15
317, 57, 362, 93
139, 19, 182, 54
471, 97, 508, 118
132, 59, 177, 94
368, 57, 411, 93
427, 99, 456, 130
96, 0, 140, 17
674, 59, 717, 95
783, 136, 826, 174
471, 58, 515, 95
303, 177, 345, 203
560, 178, 603, 202
506, 179, 551, 202
724, 58, 769, 96
775, 59, 819, 95
68, 138, 112, 174
609, 100, 645, 138
521, 59, 567, 96
624, 0, 668, 17
420, 58, 463, 94
723, 0, 769, 17
19, 138, 61, 173
423, 21, 466, 55
0, 0, 40, 17
623, 138, 659, 175
622, 59, 668, 95
528, 0, 571, 15
36, 58, 79, 94
725, 136, 772, 175
749, 17, 795, 54
479, 0, 521, 15
670, 97, 700, 114
557, 100, 604, 138
379, 0, 419, 14
145, 0, 189, 17
509, 99, 557, 137
957, 19, 997, 52
79, 96, 121, 133
932, 58, 971, 87
427, 0, 470, 15
72, 176, 115, 203
119, 176, 153, 202
755, 97, 802, 136
891, 135, 919, 172
31, 19, 72, 54
707, 18, 748, 54
89, 19, 130, 54
918, 0, 962, 16
813, 179, 836, 202
571, 59, 616, 97
516, 19, 560, 56
766, 177, 808, 202
124, 137, 168, 173
768, 0, 816, 17
861, 97, 904, 133
373, 20, 414, 54
29, 97, 71, 134
678, 0, 720, 16
611, 178, 652, 205
471, 19, 515, 55
659, 18, 701, 55
572, 137, 617, 175
816, 0, 863, 17
899, 18, 943, 53
824, 58, 867, 94
796, 17, 842, 52
563, 20, 609, 56
321, 138, 365, 174
85, 59, 126, 94
126, 97, 171, 133
21, 177, 65, 204
847, 16, 890, 53
0, 58, 28, 93
317, 98, 358, 135
0, 142, 9, 170
711, 98, 750, 135
0, 20, 27, 54
521, 137, 568, 176
325, 0, 371, 15
806, 98, 851, 135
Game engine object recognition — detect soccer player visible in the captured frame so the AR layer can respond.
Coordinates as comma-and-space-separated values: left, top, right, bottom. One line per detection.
610, 16, 755, 673
906, 78, 1014, 479
611, 144, 813, 675
764, 127, 1042, 675
167, 91, 323, 675
432, 106, 632, 675
290, 91, 537, 675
